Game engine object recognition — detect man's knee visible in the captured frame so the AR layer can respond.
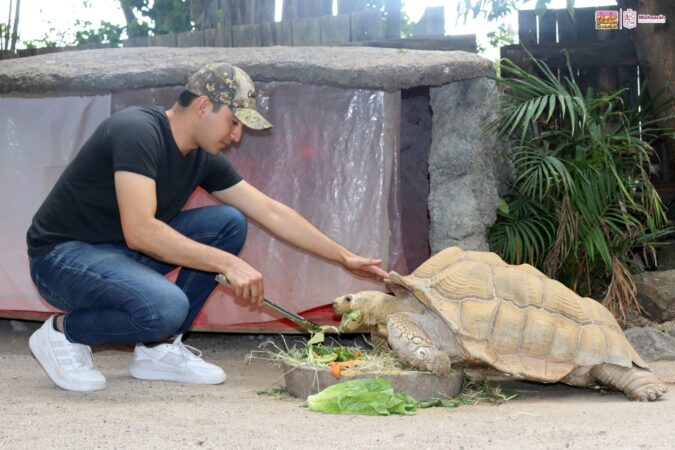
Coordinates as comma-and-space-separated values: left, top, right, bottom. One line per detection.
130, 284, 189, 339
216, 205, 248, 255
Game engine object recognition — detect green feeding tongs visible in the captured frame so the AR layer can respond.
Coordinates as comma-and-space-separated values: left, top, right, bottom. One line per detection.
215, 274, 323, 333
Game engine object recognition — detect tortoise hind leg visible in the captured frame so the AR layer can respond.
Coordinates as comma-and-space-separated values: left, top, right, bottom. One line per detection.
386, 312, 452, 376
590, 364, 668, 401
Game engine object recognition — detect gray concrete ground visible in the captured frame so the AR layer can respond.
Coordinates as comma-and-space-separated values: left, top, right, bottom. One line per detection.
1, 319, 674, 450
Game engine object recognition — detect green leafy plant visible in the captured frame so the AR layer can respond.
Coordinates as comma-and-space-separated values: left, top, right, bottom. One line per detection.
488, 51, 675, 321
73, 20, 125, 46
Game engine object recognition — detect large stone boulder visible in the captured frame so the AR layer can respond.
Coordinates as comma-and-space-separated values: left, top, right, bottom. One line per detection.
634, 270, 675, 322
428, 77, 501, 252
0, 47, 493, 96
624, 327, 675, 361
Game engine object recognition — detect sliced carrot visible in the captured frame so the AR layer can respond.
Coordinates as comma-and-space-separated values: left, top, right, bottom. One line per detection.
336, 360, 361, 367
329, 362, 341, 378
328, 360, 362, 379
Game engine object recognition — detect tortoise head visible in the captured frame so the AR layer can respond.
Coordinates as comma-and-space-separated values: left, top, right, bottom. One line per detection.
333, 291, 394, 332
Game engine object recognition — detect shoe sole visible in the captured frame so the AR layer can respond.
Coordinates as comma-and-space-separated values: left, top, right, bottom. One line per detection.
129, 364, 226, 385
29, 331, 106, 392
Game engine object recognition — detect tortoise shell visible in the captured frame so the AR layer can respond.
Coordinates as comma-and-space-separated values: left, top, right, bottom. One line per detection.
389, 247, 647, 382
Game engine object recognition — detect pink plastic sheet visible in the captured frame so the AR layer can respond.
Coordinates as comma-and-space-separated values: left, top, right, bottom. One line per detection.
0, 95, 111, 315
0, 84, 402, 328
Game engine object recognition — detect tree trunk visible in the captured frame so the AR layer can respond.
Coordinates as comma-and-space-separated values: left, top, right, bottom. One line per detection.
190, 0, 218, 30
4, 0, 12, 51
9, 0, 19, 52
118, 0, 136, 25
282, 0, 332, 20
616, 0, 675, 167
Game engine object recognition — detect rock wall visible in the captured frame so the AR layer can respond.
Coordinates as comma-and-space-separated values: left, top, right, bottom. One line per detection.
428, 77, 501, 252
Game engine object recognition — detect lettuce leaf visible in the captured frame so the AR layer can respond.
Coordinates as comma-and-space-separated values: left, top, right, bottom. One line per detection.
306, 378, 418, 415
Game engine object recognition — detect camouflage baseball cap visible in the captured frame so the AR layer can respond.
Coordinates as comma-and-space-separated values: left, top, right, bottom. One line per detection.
186, 63, 272, 130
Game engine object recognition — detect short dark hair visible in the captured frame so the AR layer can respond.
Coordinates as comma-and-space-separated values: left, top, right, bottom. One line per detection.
177, 90, 224, 112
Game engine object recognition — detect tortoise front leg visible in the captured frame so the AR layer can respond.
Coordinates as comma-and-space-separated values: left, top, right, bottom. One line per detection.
590, 364, 668, 401
386, 312, 452, 376
369, 323, 390, 353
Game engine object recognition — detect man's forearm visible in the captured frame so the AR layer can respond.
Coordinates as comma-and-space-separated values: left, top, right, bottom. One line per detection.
259, 201, 352, 264
126, 218, 239, 273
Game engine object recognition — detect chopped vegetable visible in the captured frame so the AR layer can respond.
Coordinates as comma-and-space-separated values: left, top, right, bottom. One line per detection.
307, 378, 418, 415
339, 309, 364, 331
328, 360, 362, 378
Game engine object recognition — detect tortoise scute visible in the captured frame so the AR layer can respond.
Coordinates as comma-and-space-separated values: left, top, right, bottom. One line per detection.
517, 263, 547, 278
433, 296, 461, 330
521, 308, 557, 357
411, 246, 464, 278
603, 326, 639, 366
545, 360, 577, 381
543, 281, 592, 324
548, 317, 581, 362
493, 266, 543, 308
576, 325, 608, 366
587, 298, 622, 328
464, 251, 509, 267
458, 299, 498, 341
431, 261, 493, 300
488, 301, 526, 354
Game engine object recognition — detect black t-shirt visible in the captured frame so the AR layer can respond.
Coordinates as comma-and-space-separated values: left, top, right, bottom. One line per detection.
26, 106, 242, 257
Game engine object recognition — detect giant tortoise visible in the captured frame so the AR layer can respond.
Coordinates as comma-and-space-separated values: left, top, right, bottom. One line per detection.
333, 247, 667, 401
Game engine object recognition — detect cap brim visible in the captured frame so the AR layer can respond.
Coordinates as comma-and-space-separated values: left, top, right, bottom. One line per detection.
234, 108, 273, 130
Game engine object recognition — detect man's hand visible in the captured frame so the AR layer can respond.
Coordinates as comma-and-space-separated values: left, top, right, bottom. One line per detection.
341, 254, 389, 281
224, 258, 265, 305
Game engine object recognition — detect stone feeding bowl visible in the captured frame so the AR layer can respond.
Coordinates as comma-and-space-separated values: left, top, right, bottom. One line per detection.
282, 360, 463, 401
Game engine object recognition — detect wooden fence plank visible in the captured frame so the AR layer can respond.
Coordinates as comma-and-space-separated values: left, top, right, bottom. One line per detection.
283, 0, 332, 20
217, 0, 274, 25
150, 33, 177, 47
321, 14, 351, 44
254, 0, 276, 23
556, 9, 578, 43
385, 0, 402, 39
292, 17, 321, 46
518, 10, 537, 45
176, 30, 205, 47
538, 10, 556, 43
501, 40, 638, 69
412, 6, 445, 37
123, 36, 150, 47
338, 0, 366, 14
214, 25, 233, 47
232, 24, 262, 47
575, 7, 597, 41
261, 21, 293, 46
616, 65, 639, 107
351, 10, 384, 41
342, 35, 476, 53
203, 29, 216, 46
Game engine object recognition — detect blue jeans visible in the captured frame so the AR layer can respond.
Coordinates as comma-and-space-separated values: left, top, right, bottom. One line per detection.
29, 205, 247, 346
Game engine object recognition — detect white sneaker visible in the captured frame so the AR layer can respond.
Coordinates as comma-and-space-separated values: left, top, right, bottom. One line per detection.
129, 334, 226, 384
28, 315, 106, 392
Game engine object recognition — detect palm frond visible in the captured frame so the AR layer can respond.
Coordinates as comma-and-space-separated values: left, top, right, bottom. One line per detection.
488, 50, 673, 314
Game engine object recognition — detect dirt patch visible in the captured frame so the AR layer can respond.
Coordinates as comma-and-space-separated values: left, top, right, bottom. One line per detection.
1, 320, 674, 449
